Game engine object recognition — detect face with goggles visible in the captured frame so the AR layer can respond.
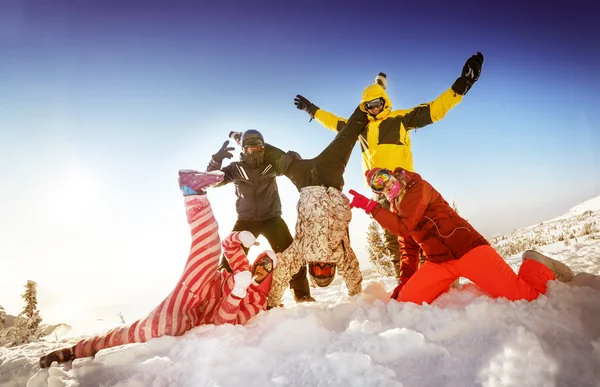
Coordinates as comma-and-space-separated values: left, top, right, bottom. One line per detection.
369, 169, 401, 200
308, 262, 336, 287
241, 141, 265, 165
252, 254, 273, 284
243, 143, 265, 155
364, 97, 385, 115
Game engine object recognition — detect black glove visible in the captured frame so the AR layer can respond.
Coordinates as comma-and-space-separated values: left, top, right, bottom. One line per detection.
348, 104, 368, 126
451, 52, 484, 95
294, 95, 319, 120
212, 140, 235, 163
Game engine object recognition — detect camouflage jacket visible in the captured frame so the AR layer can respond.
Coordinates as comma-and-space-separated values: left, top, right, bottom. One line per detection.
268, 186, 363, 307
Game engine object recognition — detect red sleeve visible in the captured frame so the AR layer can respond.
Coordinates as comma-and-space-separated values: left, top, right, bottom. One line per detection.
370, 180, 433, 238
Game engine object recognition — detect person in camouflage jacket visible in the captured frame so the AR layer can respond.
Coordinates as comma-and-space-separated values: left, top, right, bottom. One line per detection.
263, 104, 369, 308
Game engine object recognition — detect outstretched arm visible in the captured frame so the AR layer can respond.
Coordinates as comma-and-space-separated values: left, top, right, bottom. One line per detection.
393, 88, 462, 131
294, 94, 348, 133
397, 52, 484, 130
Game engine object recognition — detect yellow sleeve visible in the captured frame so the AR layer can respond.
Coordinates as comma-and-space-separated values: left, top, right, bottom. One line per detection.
313, 109, 348, 133
391, 88, 463, 130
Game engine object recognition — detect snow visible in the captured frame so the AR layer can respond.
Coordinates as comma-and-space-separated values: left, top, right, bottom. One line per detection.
1, 200, 600, 387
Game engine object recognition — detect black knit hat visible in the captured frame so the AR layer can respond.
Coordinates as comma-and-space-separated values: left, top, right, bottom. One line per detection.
241, 129, 264, 146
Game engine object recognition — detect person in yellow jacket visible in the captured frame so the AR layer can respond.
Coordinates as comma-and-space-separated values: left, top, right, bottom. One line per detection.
293, 52, 484, 280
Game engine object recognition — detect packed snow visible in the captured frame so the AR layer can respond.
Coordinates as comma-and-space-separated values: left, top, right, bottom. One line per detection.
1, 198, 600, 387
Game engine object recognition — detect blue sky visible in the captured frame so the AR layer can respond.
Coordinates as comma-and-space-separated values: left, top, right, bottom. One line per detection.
1, 0, 598, 319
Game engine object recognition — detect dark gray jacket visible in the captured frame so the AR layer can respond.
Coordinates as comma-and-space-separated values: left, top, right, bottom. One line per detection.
207, 156, 282, 221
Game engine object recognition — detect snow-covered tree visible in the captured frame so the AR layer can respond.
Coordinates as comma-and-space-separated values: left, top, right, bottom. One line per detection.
0, 305, 6, 328
0, 280, 43, 347
366, 220, 395, 276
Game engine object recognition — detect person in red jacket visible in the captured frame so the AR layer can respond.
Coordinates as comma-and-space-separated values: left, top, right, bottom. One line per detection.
348, 167, 575, 305
39, 170, 277, 368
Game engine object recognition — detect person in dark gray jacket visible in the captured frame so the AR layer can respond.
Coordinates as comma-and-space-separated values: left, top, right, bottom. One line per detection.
206, 129, 314, 303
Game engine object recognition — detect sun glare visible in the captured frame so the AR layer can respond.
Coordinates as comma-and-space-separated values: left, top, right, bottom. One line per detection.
46, 169, 101, 226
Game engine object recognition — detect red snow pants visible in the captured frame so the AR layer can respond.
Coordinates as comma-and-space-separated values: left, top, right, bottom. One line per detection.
396, 245, 555, 305
74, 194, 221, 359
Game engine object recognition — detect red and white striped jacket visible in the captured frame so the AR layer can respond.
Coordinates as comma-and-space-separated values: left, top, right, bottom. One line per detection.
74, 194, 271, 359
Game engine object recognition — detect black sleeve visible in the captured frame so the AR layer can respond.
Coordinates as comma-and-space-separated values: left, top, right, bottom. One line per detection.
400, 104, 434, 130
264, 143, 291, 175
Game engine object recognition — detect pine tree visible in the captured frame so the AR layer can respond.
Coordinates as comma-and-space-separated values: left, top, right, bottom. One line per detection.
452, 199, 459, 214
366, 220, 395, 276
1, 280, 43, 346
0, 305, 6, 328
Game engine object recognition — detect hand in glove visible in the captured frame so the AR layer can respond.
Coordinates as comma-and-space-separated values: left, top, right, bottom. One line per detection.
390, 277, 410, 300
348, 189, 377, 214
212, 140, 235, 162
294, 95, 319, 120
452, 52, 484, 95
238, 230, 258, 248
231, 270, 253, 299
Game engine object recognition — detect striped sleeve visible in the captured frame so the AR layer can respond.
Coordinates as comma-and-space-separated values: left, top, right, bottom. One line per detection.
221, 232, 251, 273
214, 276, 267, 325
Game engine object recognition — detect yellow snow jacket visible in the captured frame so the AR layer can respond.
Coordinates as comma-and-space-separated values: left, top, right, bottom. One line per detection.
313, 83, 462, 185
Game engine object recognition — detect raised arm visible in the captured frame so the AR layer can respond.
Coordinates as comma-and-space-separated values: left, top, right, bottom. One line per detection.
294, 95, 348, 133
206, 140, 236, 185
392, 52, 484, 130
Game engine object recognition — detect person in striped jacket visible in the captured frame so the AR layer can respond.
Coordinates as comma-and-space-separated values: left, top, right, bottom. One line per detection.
39, 170, 277, 369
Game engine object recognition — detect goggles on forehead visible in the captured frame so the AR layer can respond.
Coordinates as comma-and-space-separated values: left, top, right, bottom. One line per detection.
309, 262, 336, 278
254, 255, 273, 273
243, 144, 265, 155
364, 98, 384, 110
370, 169, 392, 193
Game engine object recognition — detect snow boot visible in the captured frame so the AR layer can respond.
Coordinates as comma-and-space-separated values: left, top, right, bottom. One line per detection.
294, 293, 316, 303
522, 250, 575, 283
178, 169, 224, 196
39, 346, 76, 368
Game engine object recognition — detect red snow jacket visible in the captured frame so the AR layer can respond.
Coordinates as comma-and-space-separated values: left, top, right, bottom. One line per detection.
370, 168, 489, 263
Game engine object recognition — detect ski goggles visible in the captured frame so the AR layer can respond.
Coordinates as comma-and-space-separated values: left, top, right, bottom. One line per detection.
254, 255, 273, 273
309, 262, 336, 278
243, 144, 265, 155
370, 169, 392, 193
364, 98, 384, 110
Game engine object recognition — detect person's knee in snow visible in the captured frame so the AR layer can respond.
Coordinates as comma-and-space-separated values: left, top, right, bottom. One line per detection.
349, 167, 575, 304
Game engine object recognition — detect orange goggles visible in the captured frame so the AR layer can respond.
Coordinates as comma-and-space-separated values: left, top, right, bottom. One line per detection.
309, 262, 336, 277
370, 169, 391, 193
243, 144, 264, 154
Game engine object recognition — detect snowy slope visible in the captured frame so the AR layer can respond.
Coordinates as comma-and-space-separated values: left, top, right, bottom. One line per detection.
1, 201, 600, 387
491, 195, 600, 258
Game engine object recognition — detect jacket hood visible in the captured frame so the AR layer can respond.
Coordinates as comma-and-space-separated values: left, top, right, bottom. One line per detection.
251, 251, 278, 296
360, 83, 392, 121
391, 168, 422, 204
